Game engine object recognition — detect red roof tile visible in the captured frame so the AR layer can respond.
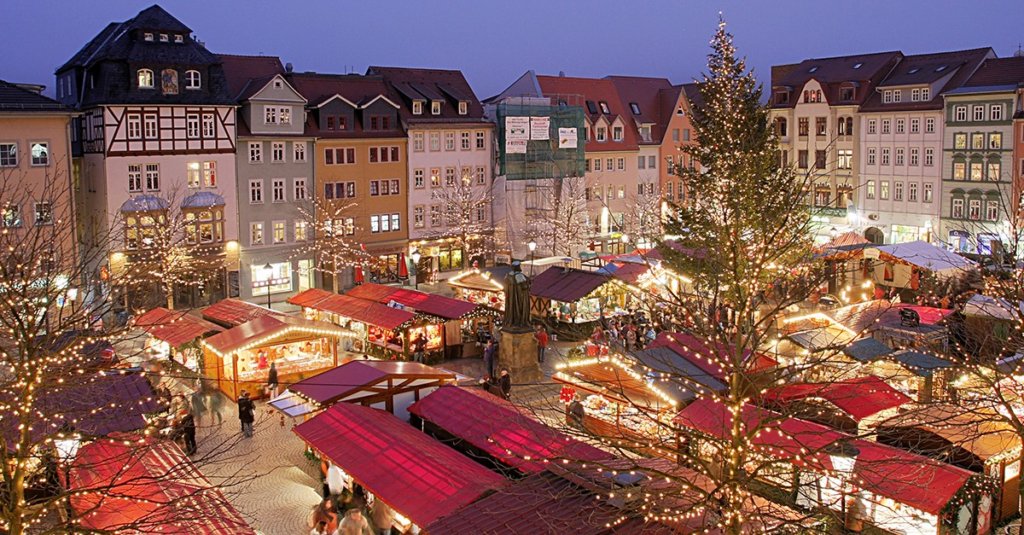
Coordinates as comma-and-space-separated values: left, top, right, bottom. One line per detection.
409, 386, 612, 473
202, 315, 351, 356
289, 360, 454, 406
134, 307, 223, 348
201, 299, 282, 327
529, 266, 610, 303
293, 402, 506, 527
368, 66, 490, 125
606, 76, 675, 145
764, 376, 910, 421
217, 54, 284, 100
70, 438, 255, 534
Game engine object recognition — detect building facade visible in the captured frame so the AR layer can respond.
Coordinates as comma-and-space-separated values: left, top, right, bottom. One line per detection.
56, 5, 239, 310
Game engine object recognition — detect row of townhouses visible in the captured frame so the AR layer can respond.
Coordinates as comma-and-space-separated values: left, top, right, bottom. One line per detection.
3, 4, 1023, 313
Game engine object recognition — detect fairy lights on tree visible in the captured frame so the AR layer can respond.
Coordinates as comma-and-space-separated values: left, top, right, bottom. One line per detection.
291, 192, 370, 294
415, 168, 495, 270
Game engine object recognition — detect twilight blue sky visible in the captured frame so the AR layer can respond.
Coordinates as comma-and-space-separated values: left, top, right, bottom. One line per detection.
3, 0, 1024, 100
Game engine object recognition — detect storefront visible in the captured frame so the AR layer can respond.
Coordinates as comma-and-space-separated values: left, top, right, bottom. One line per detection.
250, 261, 292, 297
201, 314, 353, 401
133, 307, 223, 372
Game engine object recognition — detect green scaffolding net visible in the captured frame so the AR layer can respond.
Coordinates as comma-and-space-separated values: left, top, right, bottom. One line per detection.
495, 97, 586, 181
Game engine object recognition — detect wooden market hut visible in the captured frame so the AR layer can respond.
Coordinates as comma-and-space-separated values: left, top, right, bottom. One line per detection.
763, 376, 911, 434
201, 298, 284, 328
529, 266, 617, 334
288, 288, 419, 359
446, 266, 510, 311
133, 307, 223, 371
200, 314, 354, 401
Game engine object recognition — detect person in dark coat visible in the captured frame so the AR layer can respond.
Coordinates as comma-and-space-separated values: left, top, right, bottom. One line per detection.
498, 369, 512, 400
483, 339, 497, 378
178, 410, 197, 455
412, 332, 428, 363
238, 390, 255, 438
267, 362, 279, 399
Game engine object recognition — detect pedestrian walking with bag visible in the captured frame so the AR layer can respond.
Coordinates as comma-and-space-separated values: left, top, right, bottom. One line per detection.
483, 339, 497, 378
237, 390, 255, 438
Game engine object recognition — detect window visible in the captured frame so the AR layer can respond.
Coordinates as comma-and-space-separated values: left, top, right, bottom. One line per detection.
952, 198, 965, 218
971, 161, 983, 181
895, 148, 905, 166
594, 158, 602, 171
969, 199, 981, 220
896, 119, 905, 134
412, 101, 423, 115
272, 142, 285, 163
431, 101, 441, 115
881, 148, 890, 165
413, 206, 425, 228
988, 162, 1001, 181
272, 179, 285, 202
138, 69, 154, 88
159, 34, 168, 42
325, 147, 356, 165
2, 203, 21, 227
144, 114, 157, 138
185, 114, 200, 138
249, 142, 262, 163
840, 87, 854, 100
34, 202, 52, 225
867, 181, 876, 199
990, 104, 1003, 121
293, 178, 306, 200
954, 133, 967, 150
144, 32, 154, 41
617, 185, 625, 199
187, 161, 201, 188
683, 129, 690, 141
910, 148, 919, 166
953, 161, 966, 180
883, 90, 893, 104
273, 221, 286, 244
924, 117, 935, 133
984, 200, 1000, 221
410, 132, 424, 152
924, 183, 933, 202
973, 105, 985, 121
202, 113, 215, 137
613, 126, 623, 141
145, 163, 159, 190
185, 70, 200, 89
445, 132, 455, 151
648, 155, 656, 169
607, 185, 614, 199
599, 101, 610, 114
128, 164, 142, 192
837, 149, 852, 169
894, 182, 904, 201
955, 106, 968, 122
616, 158, 625, 171
265, 107, 277, 124
893, 90, 901, 103
430, 168, 441, 187
585, 159, 591, 172
989, 133, 1002, 149
867, 148, 876, 165
972, 134, 985, 150
881, 119, 891, 134
476, 132, 485, 149
294, 142, 306, 162
250, 222, 264, 245
880, 181, 889, 200
249, 179, 263, 203
911, 88, 921, 102
391, 213, 400, 231
429, 132, 440, 151
596, 127, 606, 142
815, 150, 827, 169
673, 128, 681, 142
837, 117, 850, 136
921, 88, 930, 101
294, 220, 307, 241
798, 118, 809, 136
798, 150, 809, 169
868, 119, 877, 134
606, 158, 613, 172
814, 188, 831, 207
910, 118, 920, 134
666, 182, 674, 201
127, 114, 142, 139
445, 167, 456, 186
461, 132, 470, 150
476, 166, 486, 185
430, 205, 441, 226
925, 148, 934, 166
909, 182, 918, 202
816, 117, 827, 136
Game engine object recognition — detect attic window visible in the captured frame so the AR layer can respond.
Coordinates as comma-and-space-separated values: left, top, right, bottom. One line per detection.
935, 65, 947, 72
431, 101, 441, 115
174, 35, 183, 43
273, 80, 282, 89
629, 103, 641, 114
853, 63, 863, 69
676, 106, 685, 115
144, 33, 154, 42
412, 101, 423, 115
585, 101, 598, 114
907, 68, 920, 74
808, 66, 819, 73
159, 34, 169, 42
458, 101, 467, 115
598, 101, 610, 114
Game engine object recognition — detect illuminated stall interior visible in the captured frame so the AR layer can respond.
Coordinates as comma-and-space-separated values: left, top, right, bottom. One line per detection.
133, 307, 223, 371
446, 266, 509, 311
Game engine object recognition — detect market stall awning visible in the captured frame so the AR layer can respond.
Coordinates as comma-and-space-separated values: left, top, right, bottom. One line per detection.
963, 293, 1023, 321
826, 300, 950, 335
530, 266, 611, 303
879, 405, 1020, 463
201, 298, 283, 327
842, 337, 894, 362
554, 357, 680, 409
134, 307, 224, 348
785, 325, 857, 352
346, 283, 483, 320
290, 288, 417, 330
69, 438, 255, 534
887, 349, 952, 377
675, 399, 975, 516
286, 360, 455, 408
596, 261, 649, 284
344, 282, 401, 303
201, 314, 353, 358
764, 376, 911, 421
446, 267, 509, 293
293, 402, 506, 528
647, 332, 777, 379
875, 240, 976, 275
288, 288, 336, 309
409, 385, 613, 473
630, 346, 728, 402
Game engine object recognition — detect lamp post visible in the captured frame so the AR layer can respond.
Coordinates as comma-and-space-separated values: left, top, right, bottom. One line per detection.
826, 442, 860, 533
830, 227, 839, 240
527, 239, 537, 276
54, 425, 81, 489
261, 263, 273, 310
410, 249, 421, 289
621, 233, 629, 254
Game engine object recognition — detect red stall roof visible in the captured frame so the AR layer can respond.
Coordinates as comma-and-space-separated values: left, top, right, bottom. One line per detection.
293, 402, 505, 528
343, 283, 480, 320
287, 288, 336, 309
409, 386, 612, 473
530, 266, 611, 303
647, 332, 777, 379
344, 282, 401, 303
69, 438, 255, 534
290, 289, 416, 330
674, 399, 974, 515
134, 307, 224, 348
201, 298, 283, 327
202, 315, 352, 357
289, 360, 455, 406
765, 376, 911, 421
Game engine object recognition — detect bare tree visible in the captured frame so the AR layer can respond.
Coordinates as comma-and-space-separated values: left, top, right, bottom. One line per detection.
291, 190, 367, 294
530, 176, 591, 257
421, 168, 495, 269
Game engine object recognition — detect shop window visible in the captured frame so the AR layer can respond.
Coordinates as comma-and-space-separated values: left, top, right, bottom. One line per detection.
251, 262, 292, 296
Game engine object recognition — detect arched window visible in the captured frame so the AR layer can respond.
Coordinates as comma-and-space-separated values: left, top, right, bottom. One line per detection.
138, 69, 154, 88
185, 70, 201, 90
845, 117, 854, 136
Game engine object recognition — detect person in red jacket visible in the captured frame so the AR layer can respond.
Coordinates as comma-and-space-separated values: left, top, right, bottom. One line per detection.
534, 324, 549, 364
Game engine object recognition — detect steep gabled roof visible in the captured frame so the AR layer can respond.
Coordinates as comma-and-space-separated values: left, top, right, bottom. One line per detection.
131, 4, 191, 33
860, 48, 993, 113
962, 56, 1024, 88
368, 66, 489, 125
287, 72, 406, 139
536, 74, 638, 151
217, 54, 285, 100
0, 79, 70, 112
606, 75, 674, 145
772, 51, 902, 108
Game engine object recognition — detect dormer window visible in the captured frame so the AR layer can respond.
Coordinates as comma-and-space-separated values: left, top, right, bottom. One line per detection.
138, 69, 154, 89
431, 101, 441, 115
639, 125, 651, 142
612, 126, 623, 141
775, 92, 789, 105
144, 33, 154, 42
185, 70, 201, 90
174, 35, 184, 43
412, 102, 423, 115
840, 87, 854, 100
596, 127, 606, 142
598, 101, 610, 114
921, 88, 930, 101
159, 34, 169, 42
458, 102, 467, 115
629, 103, 641, 114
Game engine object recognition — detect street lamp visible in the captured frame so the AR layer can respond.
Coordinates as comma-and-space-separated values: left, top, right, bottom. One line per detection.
826, 441, 860, 533
527, 239, 537, 276
830, 227, 839, 239
54, 425, 81, 489
410, 249, 422, 290
261, 263, 273, 310
621, 233, 629, 254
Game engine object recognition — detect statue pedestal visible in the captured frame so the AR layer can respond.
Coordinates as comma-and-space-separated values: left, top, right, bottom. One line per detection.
497, 328, 542, 385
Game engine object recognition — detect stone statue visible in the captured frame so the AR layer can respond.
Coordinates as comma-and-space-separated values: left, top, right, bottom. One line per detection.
503, 261, 533, 330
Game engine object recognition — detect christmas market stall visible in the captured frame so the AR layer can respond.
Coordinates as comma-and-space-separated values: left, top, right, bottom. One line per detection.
676, 399, 995, 535
446, 265, 510, 311
288, 288, 418, 359
68, 437, 255, 534
818, 240, 977, 296
962, 294, 1022, 359
408, 385, 613, 474
293, 401, 506, 533
763, 376, 911, 434
201, 298, 284, 328
133, 307, 223, 372
269, 360, 458, 421
529, 266, 615, 327
200, 314, 354, 401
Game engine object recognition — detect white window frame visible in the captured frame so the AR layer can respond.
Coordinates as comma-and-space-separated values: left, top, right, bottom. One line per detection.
412, 102, 423, 115
127, 114, 142, 139
271, 142, 285, 163
461, 132, 470, 150
272, 179, 285, 203
924, 183, 933, 202
294, 220, 307, 241
431, 101, 441, 115
249, 179, 264, 204
896, 119, 905, 134
138, 69, 154, 89
926, 117, 935, 133
867, 148, 876, 166
202, 113, 215, 137
293, 142, 306, 162
250, 222, 264, 245
476, 132, 485, 149
128, 164, 142, 192
144, 163, 159, 190
955, 106, 967, 122
143, 114, 158, 139
249, 142, 262, 163
293, 178, 306, 201
458, 102, 468, 115
185, 70, 201, 90
429, 132, 440, 151
272, 220, 286, 244
910, 148, 919, 166
952, 198, 964, 219
990, 104, 1003, 121
908, 182, 918, 202
925, 148, 934, 166
910, 118, 919, 133
973, 105, 985, 121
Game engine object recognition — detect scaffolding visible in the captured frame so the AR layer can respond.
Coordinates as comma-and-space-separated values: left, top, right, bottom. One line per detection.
494, 95, 586, 181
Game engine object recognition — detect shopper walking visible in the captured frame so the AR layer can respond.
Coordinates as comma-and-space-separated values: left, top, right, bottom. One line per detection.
498, 369, 512, 401
190, 379, 207, 426
178, 410, 197, 455
534, 325, 548, 364
206, 382, 223, 425
483, 339, 497, 378
411, 332, 428, 364
370, 499, 396, 535
267, 362, 279, 399
237, 390, 255, 438
311, 498, 340, 533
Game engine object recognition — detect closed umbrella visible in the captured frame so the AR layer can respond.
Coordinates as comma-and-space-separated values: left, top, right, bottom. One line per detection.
398, 253, 408, 280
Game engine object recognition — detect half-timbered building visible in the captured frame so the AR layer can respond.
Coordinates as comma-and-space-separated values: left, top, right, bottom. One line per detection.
56, 5, 239, 310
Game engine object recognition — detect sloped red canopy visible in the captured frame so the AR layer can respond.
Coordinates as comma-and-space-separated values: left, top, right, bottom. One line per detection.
289, 289, 415, 330
530, 266, 611, 303
69, 438, 255, 534
289, 360, 454, 406
201, 298, 282, 327
134, 307, 223, 348
293, 402, 505, 527
202, 314, 350, 357
647, 332, 777, 380
345, 283, 479, 320
409, 386, 613, 473
764, 376, 911, 421
674, 399, 974, 515
344, 282, 400, 303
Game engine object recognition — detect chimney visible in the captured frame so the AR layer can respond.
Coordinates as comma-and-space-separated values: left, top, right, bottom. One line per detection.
14, 83, 45, 95
285, 62, 293, 73
559, 71, 566, 77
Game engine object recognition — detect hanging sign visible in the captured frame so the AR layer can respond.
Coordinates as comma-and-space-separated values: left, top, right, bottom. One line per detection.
558, 127, 578, 148
505, 116, 529, 141
506, 140, 527, 154
530, 117, 550, 140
